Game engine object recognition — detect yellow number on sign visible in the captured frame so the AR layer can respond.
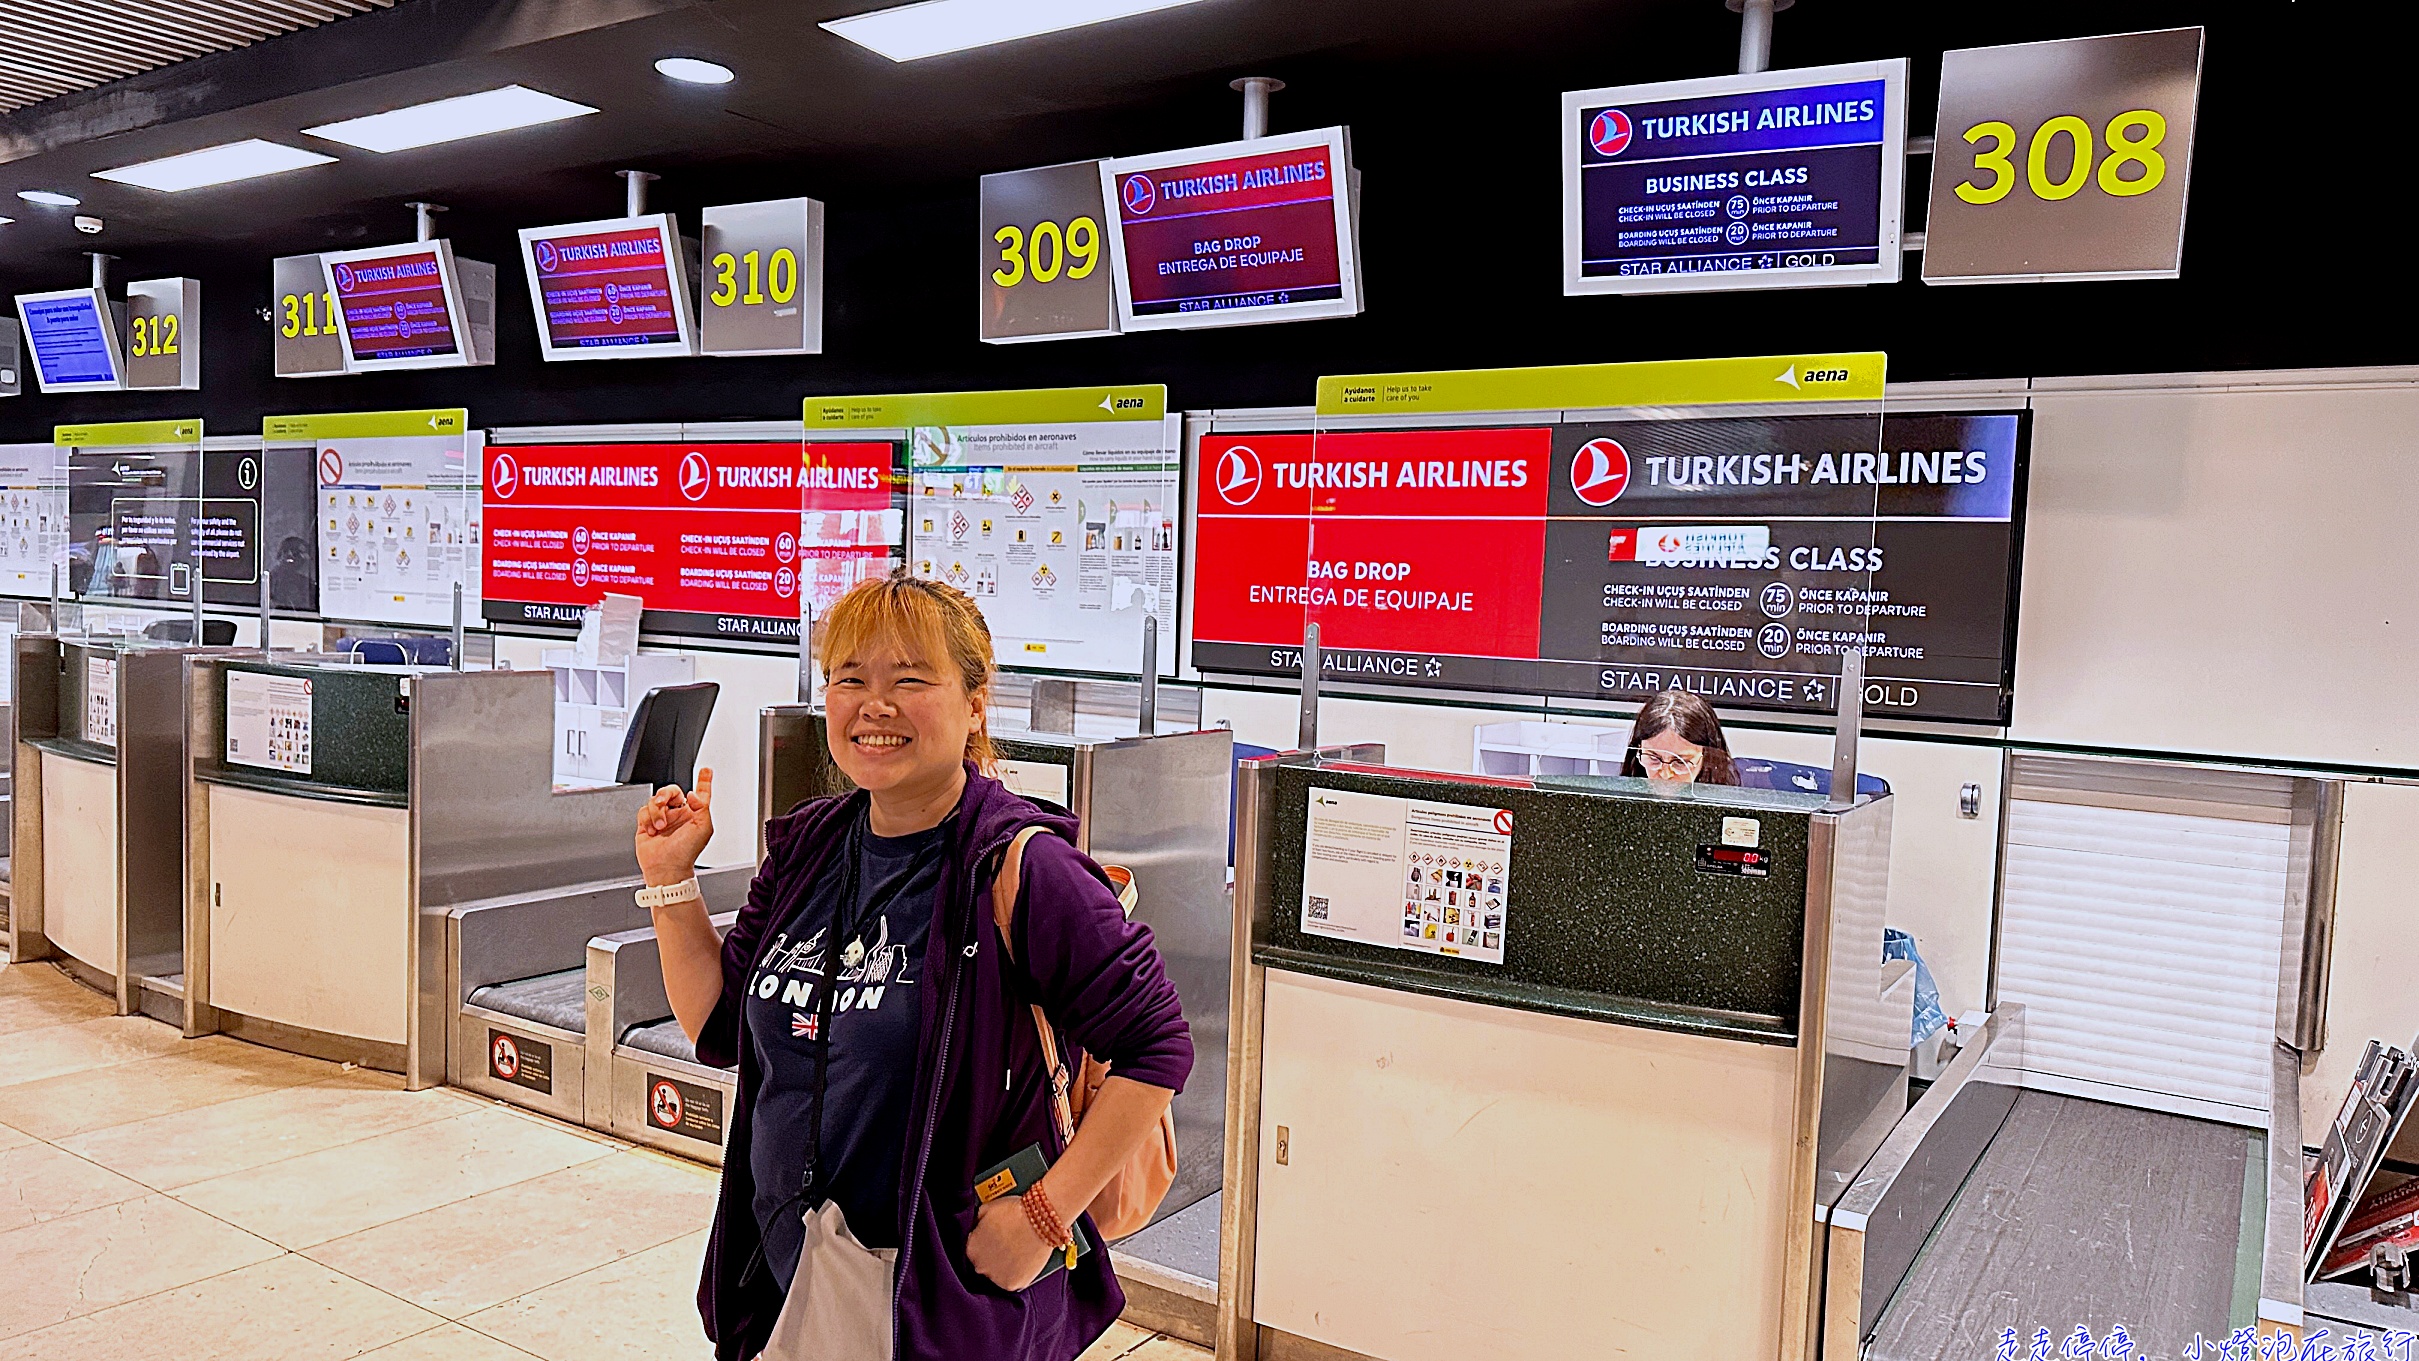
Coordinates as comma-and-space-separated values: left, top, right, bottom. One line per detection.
768, 247, 800, 303
1955, 120, 2017, 205
2098, 109, 2168, 197
281, 294, 302, 339
710, 252, 739, 307
1067, 217, 1100, 279
2026, 115, 2094, 202
992, 225, 1026, 287
1029, 220, 1064, 283
741, 250, 767, 305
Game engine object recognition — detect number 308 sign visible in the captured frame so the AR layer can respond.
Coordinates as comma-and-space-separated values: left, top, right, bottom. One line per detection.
1922, 27, 2203, 285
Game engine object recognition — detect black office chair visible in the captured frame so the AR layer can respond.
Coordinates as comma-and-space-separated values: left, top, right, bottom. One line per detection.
616, 681, 720, 791
143, 618, 237, 645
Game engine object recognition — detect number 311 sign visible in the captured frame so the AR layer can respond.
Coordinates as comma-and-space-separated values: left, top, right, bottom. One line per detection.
1923, 27, 2203, 285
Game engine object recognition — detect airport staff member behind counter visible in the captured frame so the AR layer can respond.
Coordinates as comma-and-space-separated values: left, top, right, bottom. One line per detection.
632, 571, 1193, 1361
1617, 690, 1742, 785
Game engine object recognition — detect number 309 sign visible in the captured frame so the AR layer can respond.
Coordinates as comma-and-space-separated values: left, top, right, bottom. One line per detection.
1922, 27, 2203, 285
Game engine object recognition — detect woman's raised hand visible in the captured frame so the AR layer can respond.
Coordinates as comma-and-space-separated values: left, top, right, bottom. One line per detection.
635, 767, 715, 886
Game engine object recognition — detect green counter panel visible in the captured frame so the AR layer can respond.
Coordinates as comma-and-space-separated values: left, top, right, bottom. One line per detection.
1258, 765, 1823, 1043
195, 662, 416, 806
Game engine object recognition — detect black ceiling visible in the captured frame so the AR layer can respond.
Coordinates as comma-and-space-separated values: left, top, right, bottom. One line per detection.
0, 0, 2264, 283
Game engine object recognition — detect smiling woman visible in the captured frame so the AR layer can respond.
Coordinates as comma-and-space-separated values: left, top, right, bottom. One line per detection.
631, 567, 1192, 1361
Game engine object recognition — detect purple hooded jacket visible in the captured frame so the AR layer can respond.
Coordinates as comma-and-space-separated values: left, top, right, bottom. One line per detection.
693, 765, 1194, 1360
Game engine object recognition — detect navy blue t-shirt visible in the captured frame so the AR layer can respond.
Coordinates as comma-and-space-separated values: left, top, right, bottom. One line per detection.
746, 815, 945, 1285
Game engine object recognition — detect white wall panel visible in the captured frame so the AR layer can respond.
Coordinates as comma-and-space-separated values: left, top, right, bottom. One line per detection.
2302, 779, 2419, 1151
2012, 382, 2419, 767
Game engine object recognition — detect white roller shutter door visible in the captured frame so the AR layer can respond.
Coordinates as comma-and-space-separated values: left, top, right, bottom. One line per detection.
1995, 756, 2297, 1126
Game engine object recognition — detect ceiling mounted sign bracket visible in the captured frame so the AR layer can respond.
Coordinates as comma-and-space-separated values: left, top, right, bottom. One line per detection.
1230, 75, 1285, 140
88, 251, 115, 291
408, 200, 447, 242
617, 169, 659, 217
1725, 0, 1794, 75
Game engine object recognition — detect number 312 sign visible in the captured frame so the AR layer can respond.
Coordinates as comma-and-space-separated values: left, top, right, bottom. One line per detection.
1922, 27, 2203, 285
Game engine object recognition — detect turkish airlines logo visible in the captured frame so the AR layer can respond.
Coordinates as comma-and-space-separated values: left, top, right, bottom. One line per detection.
490, 452, 520, 499
677, 450, 712, 503
1214, 444, 1262, 507
318, 448, 343, 486
532, 239, 559, 273
1589, 108, 1633, 157
331, 262, 357, 293
1571, 438, 1631, 506
1121, 174, 1157, 216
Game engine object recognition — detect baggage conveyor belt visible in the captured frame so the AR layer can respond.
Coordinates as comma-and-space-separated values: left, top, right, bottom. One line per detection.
1827, 1005, 2307, 1361
467, 967, 589, 1034
1862, 1090, 2259, 1360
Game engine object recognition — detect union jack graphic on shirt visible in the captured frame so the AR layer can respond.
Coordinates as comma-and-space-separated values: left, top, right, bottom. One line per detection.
791, 1012, 820, 1040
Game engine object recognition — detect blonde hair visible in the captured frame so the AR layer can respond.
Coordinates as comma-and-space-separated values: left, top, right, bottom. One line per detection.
820, 568, 997, 771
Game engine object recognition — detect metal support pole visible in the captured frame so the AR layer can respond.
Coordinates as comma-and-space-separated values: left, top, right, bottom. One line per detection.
190, 558, 206, 643
1727, 0, 1791, 75
450, 582, 464, 670
798, 604, 816, 704
1138, 614, 1158, 736
1297, 621, 1321, 751
618, 170, 658, 218
88, 252, 115, 292
1230, 76, 1285, 140
49, 563, 61, 621
257, 550, 272, 647
1827, 648, 1863, 809
409, 202, 446, 242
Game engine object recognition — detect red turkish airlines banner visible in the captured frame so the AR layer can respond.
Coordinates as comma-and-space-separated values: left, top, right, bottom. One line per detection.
1192, 428, 1550, 659
482, 441, 895, 641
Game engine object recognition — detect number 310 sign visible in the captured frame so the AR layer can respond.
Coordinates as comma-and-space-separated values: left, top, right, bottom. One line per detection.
698, 197, 827, 356
1922, 27, 2203, 285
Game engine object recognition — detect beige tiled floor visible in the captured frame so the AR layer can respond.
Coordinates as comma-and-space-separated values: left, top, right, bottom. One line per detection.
0, 955, 1209, 1360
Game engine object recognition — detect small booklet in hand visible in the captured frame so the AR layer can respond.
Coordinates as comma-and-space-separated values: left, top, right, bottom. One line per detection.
975, 1143, 1093, 1281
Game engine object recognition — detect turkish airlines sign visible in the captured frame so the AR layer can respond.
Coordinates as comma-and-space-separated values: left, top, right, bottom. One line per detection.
482, 441, 894, 640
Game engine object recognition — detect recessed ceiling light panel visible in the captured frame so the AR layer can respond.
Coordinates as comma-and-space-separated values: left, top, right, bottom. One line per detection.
655, 57, 735, 85
92, 139, 337, 192
303, 85, 599, 153
821, 0, 1210, 62
17, 190, 81, 207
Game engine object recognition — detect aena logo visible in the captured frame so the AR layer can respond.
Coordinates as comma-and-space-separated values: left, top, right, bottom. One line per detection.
490, 452, 520, 499
678, 450, 712, 503
1215, 444, 1263, 507
1121, 174, 1157, 216
1589, 108, 1633, 157
1570, 438, 1630, 506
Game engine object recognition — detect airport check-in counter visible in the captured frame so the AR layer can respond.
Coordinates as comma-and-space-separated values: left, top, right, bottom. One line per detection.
1220, 753, 1907, 1361
9, 635, 256, 1017
184, 659, 653, 1087
446, 866, 751, 1127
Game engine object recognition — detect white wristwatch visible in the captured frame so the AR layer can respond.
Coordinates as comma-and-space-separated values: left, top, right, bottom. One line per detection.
635, 878, 703, 909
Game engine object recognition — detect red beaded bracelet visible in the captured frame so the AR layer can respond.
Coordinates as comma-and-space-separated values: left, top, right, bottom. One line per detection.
1021, 1182, 1071, 1251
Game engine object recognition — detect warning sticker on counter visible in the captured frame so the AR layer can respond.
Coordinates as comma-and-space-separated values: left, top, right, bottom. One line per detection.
84, 655, 116, 747
1302, 788, 1513, 964
225, 671, 313, 774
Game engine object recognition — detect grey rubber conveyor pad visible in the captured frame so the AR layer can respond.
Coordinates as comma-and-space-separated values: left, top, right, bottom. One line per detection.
467, 968, 589, 1034
622, 1017, 699, 1064
1868, 1091, 2251, 1361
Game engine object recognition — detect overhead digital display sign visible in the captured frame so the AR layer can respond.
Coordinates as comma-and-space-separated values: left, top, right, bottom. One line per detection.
518, 213, 698, 360
1102, 126, 1361, 331
321, 240, 477, 372
1563, 60, 1908, 295
1192, 411, 2026, 724
482, 440, 899, 641
16, 288, 126, 393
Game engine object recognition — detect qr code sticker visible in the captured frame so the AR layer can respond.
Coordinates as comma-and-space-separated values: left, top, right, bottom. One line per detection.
1307, 896, 1330, 921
